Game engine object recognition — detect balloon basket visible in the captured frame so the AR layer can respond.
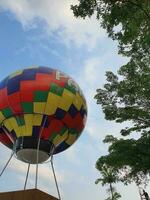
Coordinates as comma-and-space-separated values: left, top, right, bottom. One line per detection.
0, 188, 59, 200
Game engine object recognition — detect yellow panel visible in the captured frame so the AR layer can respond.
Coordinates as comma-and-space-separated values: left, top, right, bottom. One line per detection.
9, 70, 23, 78
4, 117, 18, 132
14, 126, 28, 137
45, 104, 57, 115
59, 89, 75, 111
0, 111, 5, 123
44, 90, 75, 114
46, 91, 73, 112
33, 114, 43, 126
19, 126, 26, 137
62, 89, 74, 104
3, 119, 13, 132
52, 131, 68, 146
24, 114, 34, 126
44, 93, 58, 115
14, 127, 22, 137
24, 125, 32, 136
73, 93, 83, 110
65, 134, 77, 145
34, 102, 46, 114
58, 99, 71, 111
9, 117, 19, 128
47, 93, 61, 105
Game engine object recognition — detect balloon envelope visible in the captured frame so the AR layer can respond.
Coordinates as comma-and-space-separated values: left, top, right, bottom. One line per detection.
0, 67, 87, 163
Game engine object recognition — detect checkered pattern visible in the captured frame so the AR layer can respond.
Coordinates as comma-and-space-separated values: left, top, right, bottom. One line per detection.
0, 67, 87, 154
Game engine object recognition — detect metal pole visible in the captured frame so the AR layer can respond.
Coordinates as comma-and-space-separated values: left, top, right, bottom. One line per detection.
0, 151, 14, 177
24, 163, 30, 190
35, 148, 39, 189
35, 116, 48, 189
50, 155, 61, 200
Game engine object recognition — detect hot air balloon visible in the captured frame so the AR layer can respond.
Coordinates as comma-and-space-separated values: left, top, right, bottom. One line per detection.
0, 66, 87, 164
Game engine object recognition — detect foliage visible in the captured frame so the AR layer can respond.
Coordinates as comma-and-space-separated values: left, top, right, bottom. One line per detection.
106, 192, 121, 200
95, 164, 121, 200
71, 0, 150, 57
95, 56, 150, 136
96, 134, 150, 186
71, 0, 150, 195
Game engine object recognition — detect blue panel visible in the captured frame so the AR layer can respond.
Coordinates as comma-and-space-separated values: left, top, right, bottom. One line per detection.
0, 127, 3, 133
68, 104, 78, 118
80, 106, 87, 117
32, 126, 41, 137
54, 142, 70, 154
55, 108, 66, 120
38, 66, 53, 74
7, 75, 21, 94
21, 69, 37, 80
10, 130, 17, 139
0, 76, 9, 89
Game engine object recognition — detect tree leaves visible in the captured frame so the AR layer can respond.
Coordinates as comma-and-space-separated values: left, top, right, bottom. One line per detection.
71, 0, 150, 195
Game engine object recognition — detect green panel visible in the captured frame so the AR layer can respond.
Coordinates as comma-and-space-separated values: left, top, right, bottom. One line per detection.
65, 84, 76, 95
69, 128, 78, 135
50, 83, 64, 96
22, 102, 33, 113
16, 116, 25, 126
2, 108, 13, 118
49, 132, 57, 141
60, 127, 68, 136
34, 91, 49, 102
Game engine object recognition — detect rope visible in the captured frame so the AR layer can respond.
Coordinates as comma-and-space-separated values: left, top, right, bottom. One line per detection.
24, 163, 30, 190
0, 151, 14, 177
50, 154, 61, 200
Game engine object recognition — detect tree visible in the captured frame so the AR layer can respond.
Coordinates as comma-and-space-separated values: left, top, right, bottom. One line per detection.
96, 134, 150, 198
71, 0, 150, 57
95, 164, 121, 200
71, 0, 150, 137
94, 57, 150, 136
97, 134, 150, 179
72, 0, 150, 197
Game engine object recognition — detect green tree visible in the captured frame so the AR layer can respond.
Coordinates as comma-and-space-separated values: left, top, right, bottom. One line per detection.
71, 0, 150, 57
95, 164, 121, 200
94, 57, 150, 136
96, 135, 150, 198
97, 134, 150, 181
72, 0, 150, 196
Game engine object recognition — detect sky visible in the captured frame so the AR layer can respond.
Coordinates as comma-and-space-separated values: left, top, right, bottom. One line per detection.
0, 1, 142, 200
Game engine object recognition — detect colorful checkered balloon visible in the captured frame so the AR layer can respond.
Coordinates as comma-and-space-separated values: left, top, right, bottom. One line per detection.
0, 67, 87, 158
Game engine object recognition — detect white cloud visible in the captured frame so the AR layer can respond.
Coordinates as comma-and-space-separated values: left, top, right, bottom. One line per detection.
0, 0, 105, 49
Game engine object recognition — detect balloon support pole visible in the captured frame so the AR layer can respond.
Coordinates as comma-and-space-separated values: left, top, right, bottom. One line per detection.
0, 151, 61, 200
0, 188, 59, 200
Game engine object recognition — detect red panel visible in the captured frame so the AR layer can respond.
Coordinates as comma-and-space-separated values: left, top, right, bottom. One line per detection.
11, 103, 23, 113
62, 113, 74, 129
74, 113, 84, 132
36, 73, 51, 81
41, 128, 50, 139
49, 119, 64, 133
20, 81, 35, 102
36, 73, 66, 89
0, 133, 13, 145
8, 92, 20, 105
41, 118, 64, 139
20, 90, 34, 102
0, 87, 8, 109
20, 80, 36, 91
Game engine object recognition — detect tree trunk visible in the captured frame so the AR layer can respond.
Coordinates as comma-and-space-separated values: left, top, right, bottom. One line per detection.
109, 182, 114, 200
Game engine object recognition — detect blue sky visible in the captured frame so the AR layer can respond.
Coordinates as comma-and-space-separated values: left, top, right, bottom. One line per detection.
0, 1, 142, 200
